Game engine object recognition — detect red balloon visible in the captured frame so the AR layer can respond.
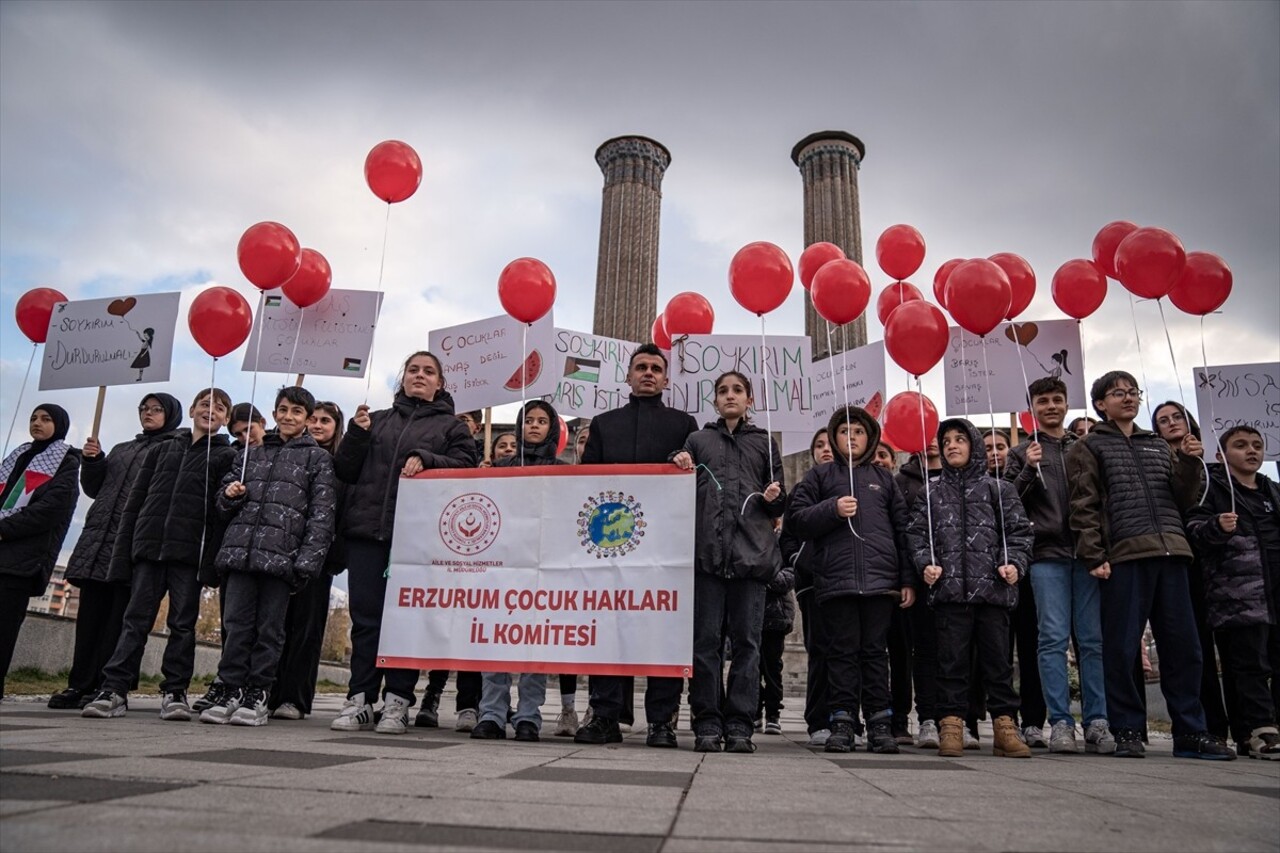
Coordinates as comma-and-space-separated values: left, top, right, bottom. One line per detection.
189, 286, 253, 358
932, 258, 964, 308
651, 313, 672, 350
945, 259, 1011, 337
875, 281, 923, 326
798, 242, 845, 290
498, 258, 556, 324
810, 259, 871, 326
1051, 259, 1108, 320
282, 249, 332, 309
1115, 227, 1186, 299
884, 301, 949, 377
988, 252, 1036, 320
1168, 251, 1232, 316
1091, 220, 1138, 280
729, 242, 793, 315
15, 287, 67, 344
364, 140, 423, 203
238, 221, 301, 291
1018, 410, 1037, 436
664, 292, 715, 336
881, 391, 939, 455
876, 224, 926, 281
556, 417, 568, 456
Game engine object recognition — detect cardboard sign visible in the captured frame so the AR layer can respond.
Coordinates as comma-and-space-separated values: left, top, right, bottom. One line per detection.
539, 328, 641, 418
429, 313, 557, 411
667, 334, 814, 431
241, 289, 382, 377
942, 320, 1085, 415
39, 293, 181, 391
1194, 362, 1280, 461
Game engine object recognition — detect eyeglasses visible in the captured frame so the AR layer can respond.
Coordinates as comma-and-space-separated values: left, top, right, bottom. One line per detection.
1155, 411, 1186, 426
1105, 389, 1143, 401
138, 405, 166, 415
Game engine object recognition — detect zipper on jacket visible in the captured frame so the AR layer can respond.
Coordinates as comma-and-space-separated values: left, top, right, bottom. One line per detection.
1057, 440, 1080, 560
245, 444, 284, 565
1124, 434, 1171, 556
381, 406, 427, 540
850, 468, 865, 593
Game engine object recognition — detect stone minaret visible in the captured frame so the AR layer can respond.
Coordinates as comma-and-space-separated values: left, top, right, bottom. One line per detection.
791, 131, 867, 359
592, 135, 671, 343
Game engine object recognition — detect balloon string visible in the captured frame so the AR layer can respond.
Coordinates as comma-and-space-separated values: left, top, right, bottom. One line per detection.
244, 289, 268, 475
364, 202, 393, 405
1077, 319, 1091, 426
198, 356, 217, 578
759, 314, 774, 478
1009, 322, 1045, 485
1157, 298, 1210, 503
1127, 292, 1154, 424
2, 343, 37, 459
518, 322, 527, 467
960, 332, 970, 419
1199, 315, 1234, 513
287, 306, 305, 378
916, 375, 936, 566
839, 342, 865, 541
825, 320, 839, 406
981, 337, 1010, 567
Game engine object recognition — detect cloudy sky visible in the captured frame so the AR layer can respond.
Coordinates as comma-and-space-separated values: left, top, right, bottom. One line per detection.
2, 1, 1277, 561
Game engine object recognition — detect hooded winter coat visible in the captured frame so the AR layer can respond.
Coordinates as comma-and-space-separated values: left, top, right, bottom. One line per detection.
894, 452, 941, 513
763, 561, 796, 632
66, 393, 183, 585
494, 401, 567, 468
786, 407, 913, 602
1003, 429, 1077, 562
681, 418, 785, 581
906, 418, 1034, 609
1187, 469, 1280, 630
215, 430, 338, 589
334, 390, 479, 542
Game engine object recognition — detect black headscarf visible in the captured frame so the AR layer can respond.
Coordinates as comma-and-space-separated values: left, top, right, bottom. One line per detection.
140, 392, 183, 437
0, 403, 71, 506
499, 400, 562, 467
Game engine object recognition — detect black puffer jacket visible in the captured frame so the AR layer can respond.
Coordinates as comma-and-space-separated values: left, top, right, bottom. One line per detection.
581, 393, 698, 465
0, 447, 81, 596
215, 431, 338, 589
907, 418, 1034, 609
108, 430, 237, 583
895, 453, 941, 513
763, 560, 796, 633
681, 419, 784, 581
1066, 421, 1202, 568
495, 401, 567, 468
334, 391, 478, 542
66, 395, 183, 585
1003, 431, 1076, 562
780, 523, 819, 600
1187, 469, 1280, 629
786, 407, 913, 602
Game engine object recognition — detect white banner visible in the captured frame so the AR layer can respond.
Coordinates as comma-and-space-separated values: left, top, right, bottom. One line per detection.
943, 320, 1085, 415
539, 328, 641, 418
430, 313, 557, 411
667, 334, 814, 431
241, 289, 382, 378
377, 465, 695, 676
39, 293, 181, 391
1194, 362, 1280, 461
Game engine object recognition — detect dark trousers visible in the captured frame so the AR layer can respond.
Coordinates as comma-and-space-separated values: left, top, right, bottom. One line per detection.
1216, 624, 1279, 733
66, 581, 131, 694
757, 629, 787, 719
935, 603, 1020, 719
589, 674, 680, 724
269, 574, 332, 714
888, 607, 913, 727
689, 573, 765, 736
798, 591, 830, 733
217, 573, 291, 688
910, 596, 939, 724
822, 594, 896, 720
0, 578, 32, 697
101, 560, 201, 694
1188, 561, 1240, 740
425, 669, 482, 711
347, 539, 418, 705
1011, 575, 1046, 728
1100, 557, 1207, 736
559, 674, 578, 698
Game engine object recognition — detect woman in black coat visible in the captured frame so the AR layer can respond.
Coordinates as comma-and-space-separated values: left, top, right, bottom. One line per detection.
0, 404, 81, 698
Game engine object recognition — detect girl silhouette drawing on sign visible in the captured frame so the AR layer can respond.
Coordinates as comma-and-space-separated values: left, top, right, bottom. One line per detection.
131, 328, 154, 382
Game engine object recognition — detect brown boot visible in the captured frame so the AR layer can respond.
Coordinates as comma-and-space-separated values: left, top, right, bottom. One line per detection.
993, 715, 1032, 758
938, 716, 965, 757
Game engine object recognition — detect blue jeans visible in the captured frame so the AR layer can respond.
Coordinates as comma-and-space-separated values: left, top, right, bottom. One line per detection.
480, 672, 547, 727
1029, 559, 1107, 725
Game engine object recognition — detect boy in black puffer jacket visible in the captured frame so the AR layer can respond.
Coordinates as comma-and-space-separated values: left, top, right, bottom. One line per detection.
756, 555, 794, 736
907, 418, 1033, 758
200, 386, 337, 727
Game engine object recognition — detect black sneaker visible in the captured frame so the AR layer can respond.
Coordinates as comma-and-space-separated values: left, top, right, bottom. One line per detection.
1114, 727, 1146, 758
47, 688, 85, 710
574, 715, 622, 745
414, 691, 441, 728
694, 733, 722, 752
1173, 731, 1238, 761
891, 718, 913, 745
724, 734, 756, 753
192, 680, 228, 713
868, 717, 901, 754
646, 721, 678, 748
513, 720, 539, 742
825, 714, 857, 753
470, 719, 506, 740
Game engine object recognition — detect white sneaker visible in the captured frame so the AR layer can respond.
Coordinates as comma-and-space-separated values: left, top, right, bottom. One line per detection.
271, 702, 304, 720
915, 720, 940, 749
375, 693, 411, 734
81, 690, 127, 718
1049, 720, 1080, 754
230, 688, 269, 727
455, 708, 478, 733
159, 691, 193, 722
199, 688, 242, 725
331, 696, 375, 732
807, 728, 831, 747
1084, 719, 1117, 754
963, 728, 980, 750
554, 708, 579, 737
1023, 724, 1048, 748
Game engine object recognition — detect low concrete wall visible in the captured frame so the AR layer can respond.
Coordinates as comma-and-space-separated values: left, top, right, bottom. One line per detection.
12, 611, 349, 687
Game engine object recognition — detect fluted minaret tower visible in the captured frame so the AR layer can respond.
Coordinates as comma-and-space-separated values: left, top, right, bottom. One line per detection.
592, 135, 671, 343
791, 131, 867, 359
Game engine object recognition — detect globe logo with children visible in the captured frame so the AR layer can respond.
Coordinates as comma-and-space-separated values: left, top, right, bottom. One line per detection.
578, 491, 646, 558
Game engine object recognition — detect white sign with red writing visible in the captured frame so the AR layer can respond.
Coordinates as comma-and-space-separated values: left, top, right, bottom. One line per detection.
429, 313, 557, 411
377, 465, 695, 676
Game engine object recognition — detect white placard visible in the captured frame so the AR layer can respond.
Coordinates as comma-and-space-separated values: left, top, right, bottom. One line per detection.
377, 465, 695, 676
241, 289, 382, 378
667, 334, 814, 431
430, 313, 557, 411
39, 293, 182, 391
1194, 362, 1280, 461
539, 328, 641, 418
943, 320, 1085, 415
810, 340, 888, 427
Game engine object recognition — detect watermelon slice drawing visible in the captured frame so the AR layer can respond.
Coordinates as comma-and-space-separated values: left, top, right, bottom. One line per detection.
864, 391, 883, 420
504, 349, 543, 391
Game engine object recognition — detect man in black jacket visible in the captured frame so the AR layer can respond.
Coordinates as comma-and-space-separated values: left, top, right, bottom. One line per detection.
574, 344, 698, 748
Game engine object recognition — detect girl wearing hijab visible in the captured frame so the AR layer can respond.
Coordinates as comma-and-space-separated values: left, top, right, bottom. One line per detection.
48, 394, 184, 709
0, 404, 81, 698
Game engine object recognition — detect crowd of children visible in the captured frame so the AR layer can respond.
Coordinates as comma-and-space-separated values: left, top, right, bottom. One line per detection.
1, 345, 1276, 762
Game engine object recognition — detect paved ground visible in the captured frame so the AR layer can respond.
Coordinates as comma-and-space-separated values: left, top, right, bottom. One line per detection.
2, 691, 1277, 853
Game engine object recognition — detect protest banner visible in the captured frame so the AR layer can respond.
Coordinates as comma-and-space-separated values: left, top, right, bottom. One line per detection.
430, 312, 557, 411
241, 289, 382, 377
377, 464, 695, 676
539, 328, 640, 418
39, 293, 182, 391
1194, 362, 1280, 461
942, 319, 1085, 415
667, 334, 814, 431
780, 341, 886, 455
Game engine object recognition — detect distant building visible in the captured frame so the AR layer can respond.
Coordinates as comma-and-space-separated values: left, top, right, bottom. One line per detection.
29, 563, 76, 617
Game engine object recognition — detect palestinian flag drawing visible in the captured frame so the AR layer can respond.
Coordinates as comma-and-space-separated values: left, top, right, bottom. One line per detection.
266, 295, 283, 307
564, 357, 601, 383
343, 357, 363, 372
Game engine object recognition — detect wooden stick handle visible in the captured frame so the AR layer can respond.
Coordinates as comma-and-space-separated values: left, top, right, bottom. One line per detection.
295, 373, 306, 387
91, 386, 107, 438
483, 407, 493, 463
